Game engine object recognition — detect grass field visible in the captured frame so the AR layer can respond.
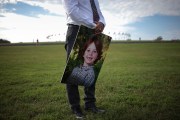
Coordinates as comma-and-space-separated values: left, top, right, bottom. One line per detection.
0, 43, 180, 120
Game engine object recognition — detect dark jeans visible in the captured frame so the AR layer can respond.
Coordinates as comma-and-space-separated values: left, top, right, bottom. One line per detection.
65, 24, 96, 110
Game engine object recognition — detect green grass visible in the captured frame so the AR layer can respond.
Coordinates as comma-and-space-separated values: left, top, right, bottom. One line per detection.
0, 43, 180, 120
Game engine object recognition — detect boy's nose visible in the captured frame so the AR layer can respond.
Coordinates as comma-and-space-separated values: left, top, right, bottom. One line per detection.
89, 51, 93, 56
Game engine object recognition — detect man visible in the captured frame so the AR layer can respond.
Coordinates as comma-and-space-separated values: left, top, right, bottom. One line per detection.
62, 0, 106, 119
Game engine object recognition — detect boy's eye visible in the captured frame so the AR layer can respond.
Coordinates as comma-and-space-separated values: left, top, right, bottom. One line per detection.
93, 50, 97, 53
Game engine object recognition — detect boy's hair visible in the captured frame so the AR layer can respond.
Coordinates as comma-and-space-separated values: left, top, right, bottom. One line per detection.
79, 34, 103, 64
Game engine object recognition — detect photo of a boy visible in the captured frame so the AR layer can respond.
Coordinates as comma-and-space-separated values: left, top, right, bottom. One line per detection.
67, 35, 103, 87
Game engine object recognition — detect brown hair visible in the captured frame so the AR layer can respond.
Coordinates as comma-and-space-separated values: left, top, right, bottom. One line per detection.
79, 35, 103, 64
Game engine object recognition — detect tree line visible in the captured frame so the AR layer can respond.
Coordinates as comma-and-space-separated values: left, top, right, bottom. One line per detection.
0, 39, 11, 43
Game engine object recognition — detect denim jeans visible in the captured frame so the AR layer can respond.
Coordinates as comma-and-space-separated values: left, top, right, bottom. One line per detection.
65, 24, 96, 110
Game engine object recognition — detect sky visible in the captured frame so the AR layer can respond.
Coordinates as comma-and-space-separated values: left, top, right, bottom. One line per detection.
0, 0, 180, 43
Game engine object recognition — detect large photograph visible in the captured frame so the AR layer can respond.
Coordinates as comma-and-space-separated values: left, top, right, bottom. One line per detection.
61, 26, 111, 87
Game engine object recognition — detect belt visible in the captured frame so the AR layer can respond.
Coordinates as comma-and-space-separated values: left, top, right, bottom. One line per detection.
68, 24, 80, 27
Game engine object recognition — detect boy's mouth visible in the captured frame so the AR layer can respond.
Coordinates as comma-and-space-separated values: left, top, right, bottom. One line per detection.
87, 56, 93, 61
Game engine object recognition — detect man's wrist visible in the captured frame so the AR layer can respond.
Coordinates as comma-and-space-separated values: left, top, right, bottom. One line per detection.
90, 23, 96, 29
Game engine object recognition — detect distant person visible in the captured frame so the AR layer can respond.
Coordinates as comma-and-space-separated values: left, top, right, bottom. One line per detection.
36, 39, 39, 46
67, 35, 103, 87
62, 0, 106, 119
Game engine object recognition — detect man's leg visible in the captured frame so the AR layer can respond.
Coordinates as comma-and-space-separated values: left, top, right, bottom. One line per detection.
65, 24, 83, 114
84, 84, 105, 113
84, 84, 96, 109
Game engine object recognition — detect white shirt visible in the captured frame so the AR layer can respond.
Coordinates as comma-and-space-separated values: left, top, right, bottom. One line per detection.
62, 0, 106, 29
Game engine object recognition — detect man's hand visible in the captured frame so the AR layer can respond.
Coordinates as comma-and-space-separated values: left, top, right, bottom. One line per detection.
95, 22, 104, 34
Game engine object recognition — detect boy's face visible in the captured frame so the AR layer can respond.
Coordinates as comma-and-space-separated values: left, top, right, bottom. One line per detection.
83, 42, 98, 66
